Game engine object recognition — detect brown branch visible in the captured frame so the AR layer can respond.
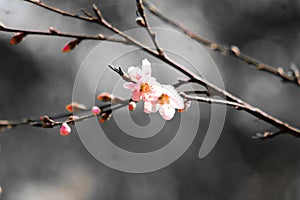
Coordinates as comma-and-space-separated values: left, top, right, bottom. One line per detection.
0, 99, 130, 132
3, 1, 300, 138
181, 93, 242, 108
0, 25, 129, 44
143, 0, 300, 87
23, 0, 97, 22
136, 0, 164, 56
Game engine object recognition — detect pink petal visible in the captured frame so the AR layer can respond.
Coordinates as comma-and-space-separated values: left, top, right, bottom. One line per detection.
123, 82, 137, 90
159, 104, 175, 120
132, 89, 141, 101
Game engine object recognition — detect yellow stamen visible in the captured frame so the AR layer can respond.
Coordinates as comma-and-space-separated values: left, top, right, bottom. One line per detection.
140, 83, 152, 93
158, 94, 170, 105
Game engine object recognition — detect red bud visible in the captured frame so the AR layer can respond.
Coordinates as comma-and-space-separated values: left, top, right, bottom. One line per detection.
97, 92, 113, 102
10, 32, 26, 45
65, 102, 87, 113
62, 39, 81, 53
128, 101, 136, 111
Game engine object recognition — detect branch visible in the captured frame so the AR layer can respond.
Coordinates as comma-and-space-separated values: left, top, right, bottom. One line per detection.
136, 0, 164, 56
181, 93, 243, 108
143, 0, 300, 87
2, 1, 300, 138
0, 98, 130, 132
0, 25, 129, 44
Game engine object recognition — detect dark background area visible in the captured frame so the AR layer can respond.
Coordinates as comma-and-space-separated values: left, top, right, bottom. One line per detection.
1, 0, 300, 199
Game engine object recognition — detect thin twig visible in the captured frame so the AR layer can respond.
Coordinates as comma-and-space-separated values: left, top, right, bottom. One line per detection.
181, 93, 243, 108
136, 0, 164, 56
0, 99, 130, 131
143, 0, 300, 86
0, 25, 129, 44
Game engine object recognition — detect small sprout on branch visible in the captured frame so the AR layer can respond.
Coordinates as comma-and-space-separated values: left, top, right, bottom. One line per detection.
91, 106, 101, 115
0, 22, 6, 30
49, 26, 58, 34
252, 131, 282, 139
65, 102, 87, 113
289, 63, 300, 84
136, 16, 146, 27
230, 45, 241, 56
277, 67, 285, 76
10, 32, 26, 45
97, 92, 114, 102
99, 111, 112, 123
62, 38, 81, 53
60, 122, 71, 136
39, 115, 55, 128
108, 64, 133, 82
68, 115, 79, 125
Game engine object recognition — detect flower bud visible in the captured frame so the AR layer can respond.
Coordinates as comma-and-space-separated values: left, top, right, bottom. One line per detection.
10, 32, 26, 45
60, 122, 71, 136
99, 112, 112, 123
136, 16, 146, 27
128, 101, 136, 111
91, 106, 101, 115
62, 38, 81, 53
65, 102, 87, 113
97, 92, 113, 102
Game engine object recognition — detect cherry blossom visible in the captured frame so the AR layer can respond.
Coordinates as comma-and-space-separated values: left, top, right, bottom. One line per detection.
123, 59, 161, 101
144, 85, 184, 120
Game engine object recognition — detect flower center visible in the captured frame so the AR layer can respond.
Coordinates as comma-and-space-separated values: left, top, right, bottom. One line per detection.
140, 83, 152, 93
158, 94, 170, 105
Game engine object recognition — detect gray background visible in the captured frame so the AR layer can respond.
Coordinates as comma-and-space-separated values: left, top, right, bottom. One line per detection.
1, 0, 300, 199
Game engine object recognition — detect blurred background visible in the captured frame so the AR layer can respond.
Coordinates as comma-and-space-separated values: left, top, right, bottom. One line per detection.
1, 0, 300, 199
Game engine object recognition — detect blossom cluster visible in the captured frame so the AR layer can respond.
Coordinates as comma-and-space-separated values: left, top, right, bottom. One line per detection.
58, 59, 189, 136
123, 59, 185, 120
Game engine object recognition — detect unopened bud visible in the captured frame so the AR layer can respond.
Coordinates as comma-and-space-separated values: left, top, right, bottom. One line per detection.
60, 122, 71, 136
136, 16, 146, 27
97, 92, 113, 102
128, 101, 137, 111
62, 38, 81, 53
10, 32, 26, 45
91, 106, 101, 115
65, 102, 87, 113
99, 112, 112, 123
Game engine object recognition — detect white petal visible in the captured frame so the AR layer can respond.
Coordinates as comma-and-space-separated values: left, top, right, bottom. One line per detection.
128, 66, 143, 82
142, 59, 151, 77
142, 84, 163, 102
161, 85, 184, 109
144, 101, 159, 113
159, 104, 175, 120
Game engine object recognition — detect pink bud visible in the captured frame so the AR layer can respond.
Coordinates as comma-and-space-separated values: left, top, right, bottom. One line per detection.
60, 123, 71, 136
91, 106, 101, 115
